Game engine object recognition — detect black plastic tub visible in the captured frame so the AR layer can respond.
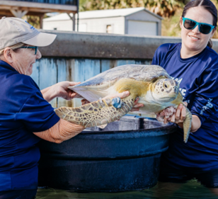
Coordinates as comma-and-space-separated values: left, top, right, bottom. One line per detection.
38, 116, 176, 192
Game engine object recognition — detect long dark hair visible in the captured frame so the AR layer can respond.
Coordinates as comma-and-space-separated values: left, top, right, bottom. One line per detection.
182, 0, 217, 48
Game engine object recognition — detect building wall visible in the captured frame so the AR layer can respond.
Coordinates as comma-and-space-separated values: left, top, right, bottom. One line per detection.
43, 16, 125, 34
125, 10, 161, 35
43, 10, 162, 35
127, 20, 157, 36
43, 19, 73, 31
78, 17, 125, 34
126, 10, 161, 22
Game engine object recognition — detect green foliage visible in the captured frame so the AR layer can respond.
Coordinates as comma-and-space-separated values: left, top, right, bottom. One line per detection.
23, 16, 41, 29
80, 0, 190, 17
162, 8, 182, 37
79, 0, 88, 8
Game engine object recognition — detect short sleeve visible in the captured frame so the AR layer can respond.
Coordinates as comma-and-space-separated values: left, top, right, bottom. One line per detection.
190, 64, 218, 124
151, 44, 172, 66
152, 46, 161, 65
15, 89, 60, 132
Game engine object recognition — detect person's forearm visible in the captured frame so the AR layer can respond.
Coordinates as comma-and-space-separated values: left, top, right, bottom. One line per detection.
190, 115, 201, 132
41, 85, 57, 102
33, 119, 85, 143
177, 115, 201, 133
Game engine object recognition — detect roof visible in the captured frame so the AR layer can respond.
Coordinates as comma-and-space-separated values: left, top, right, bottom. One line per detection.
44, 7, 162, 21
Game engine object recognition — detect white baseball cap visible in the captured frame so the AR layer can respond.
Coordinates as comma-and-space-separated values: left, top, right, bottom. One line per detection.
0, 17, 57, 50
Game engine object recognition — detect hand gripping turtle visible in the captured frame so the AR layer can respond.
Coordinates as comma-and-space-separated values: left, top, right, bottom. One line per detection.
55, 65, 192, 143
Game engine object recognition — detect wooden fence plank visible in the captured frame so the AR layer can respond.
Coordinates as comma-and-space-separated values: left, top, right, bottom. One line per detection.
116, 60, 135, 67
39, 58, 57, 108
56, 59, 79, 108
56, 59, 69, 108
135, 60, 152, 65
31, 60, 40, 85
101, 60, 117, 72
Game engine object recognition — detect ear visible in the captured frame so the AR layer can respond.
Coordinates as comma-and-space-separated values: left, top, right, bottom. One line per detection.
3, 48, 13, 64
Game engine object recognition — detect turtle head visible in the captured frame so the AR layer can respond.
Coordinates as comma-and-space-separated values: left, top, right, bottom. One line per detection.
151, 78, 179, 102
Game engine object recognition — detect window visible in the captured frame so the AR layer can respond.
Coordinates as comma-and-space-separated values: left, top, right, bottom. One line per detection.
106, 25, 112, 33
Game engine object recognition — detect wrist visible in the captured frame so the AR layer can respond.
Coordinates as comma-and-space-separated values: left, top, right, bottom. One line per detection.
177, 122, 183, 129
190, 115, 201, 133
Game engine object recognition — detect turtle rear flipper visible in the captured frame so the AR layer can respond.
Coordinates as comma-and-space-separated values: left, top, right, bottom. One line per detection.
55, 95, 135, 128
183, 107, 192, 143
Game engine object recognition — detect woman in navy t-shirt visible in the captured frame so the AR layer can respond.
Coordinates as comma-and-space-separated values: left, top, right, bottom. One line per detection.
0, 18, 134, 199
152, 0, 218, 195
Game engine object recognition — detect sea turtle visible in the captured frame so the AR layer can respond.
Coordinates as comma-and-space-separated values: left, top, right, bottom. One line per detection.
55, 64, 192, 143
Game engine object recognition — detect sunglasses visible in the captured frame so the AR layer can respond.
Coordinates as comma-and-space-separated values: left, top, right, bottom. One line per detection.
20, 46, 38, 55
182, 17, 215, 34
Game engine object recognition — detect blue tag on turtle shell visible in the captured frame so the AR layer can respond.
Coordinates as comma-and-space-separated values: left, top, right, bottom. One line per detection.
112, 97, 123, 109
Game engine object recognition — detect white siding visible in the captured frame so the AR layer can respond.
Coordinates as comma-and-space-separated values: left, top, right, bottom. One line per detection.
125, 10, 161, 22
43, 20, 73, 31
78, 17, 125, 34
43, 17, 125, 34
125, 10, 161, 35
43, 8, 162, 35
127, 20, 157, 36
79, 23, 87, 32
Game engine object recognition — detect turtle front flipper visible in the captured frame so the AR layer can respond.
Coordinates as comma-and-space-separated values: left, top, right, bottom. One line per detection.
55, 95, 135, 128
183, 106, 192, 143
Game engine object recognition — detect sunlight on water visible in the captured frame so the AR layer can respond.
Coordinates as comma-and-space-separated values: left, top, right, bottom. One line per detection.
36, 179, 218, 199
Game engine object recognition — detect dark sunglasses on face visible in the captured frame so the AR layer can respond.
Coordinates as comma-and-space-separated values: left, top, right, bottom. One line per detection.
20, 46, 38, 55
182, 17, 215, 34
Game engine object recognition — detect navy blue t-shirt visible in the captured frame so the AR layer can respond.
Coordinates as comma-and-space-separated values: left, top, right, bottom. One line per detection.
152, 43, 218, 170
0, 60, 60, 191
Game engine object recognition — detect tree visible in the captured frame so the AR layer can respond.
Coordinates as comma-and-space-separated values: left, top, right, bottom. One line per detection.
25, 16, 40, 29
80, 0, 218, 18
80, 0, 190, 17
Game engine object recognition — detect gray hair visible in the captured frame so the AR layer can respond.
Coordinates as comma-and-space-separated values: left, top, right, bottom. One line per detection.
0, 43, 24, 56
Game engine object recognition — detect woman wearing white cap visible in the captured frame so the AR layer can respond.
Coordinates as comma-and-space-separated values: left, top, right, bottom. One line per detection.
0, 17, 142, 198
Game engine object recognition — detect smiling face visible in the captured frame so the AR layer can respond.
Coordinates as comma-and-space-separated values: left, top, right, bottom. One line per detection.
180, 6, 216, 58
12, 45, 42, 75
1, 45, 42, 76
